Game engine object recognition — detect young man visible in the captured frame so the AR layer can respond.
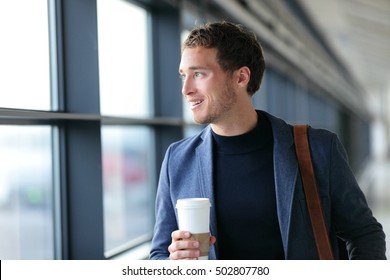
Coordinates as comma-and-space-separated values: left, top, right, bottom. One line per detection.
149, 21, 386, 260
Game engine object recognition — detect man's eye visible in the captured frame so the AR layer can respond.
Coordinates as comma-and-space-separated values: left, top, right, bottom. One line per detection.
194, 72, 203, 78
179, 74, 186, 81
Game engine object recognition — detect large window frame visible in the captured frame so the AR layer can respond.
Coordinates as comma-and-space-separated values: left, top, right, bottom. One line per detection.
0, 0, 183, 260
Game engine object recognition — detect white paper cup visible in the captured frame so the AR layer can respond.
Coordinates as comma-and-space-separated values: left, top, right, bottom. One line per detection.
176, 198, 211, 260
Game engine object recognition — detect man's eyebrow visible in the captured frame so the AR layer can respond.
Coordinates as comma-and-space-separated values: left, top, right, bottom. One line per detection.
189, 66, 208, 70
179, 66, 209, 73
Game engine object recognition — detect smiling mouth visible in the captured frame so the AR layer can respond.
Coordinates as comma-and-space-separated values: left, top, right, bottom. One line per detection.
189, 100, 203, 109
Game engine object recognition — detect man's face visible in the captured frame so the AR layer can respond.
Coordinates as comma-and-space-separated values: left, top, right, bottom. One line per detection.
179, 46, 237, 125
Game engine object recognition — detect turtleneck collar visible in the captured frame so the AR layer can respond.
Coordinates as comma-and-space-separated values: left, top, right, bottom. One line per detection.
211, 111, 273, 154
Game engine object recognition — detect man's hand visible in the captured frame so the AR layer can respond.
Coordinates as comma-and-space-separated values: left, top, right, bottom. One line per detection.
168, 230, 216, 260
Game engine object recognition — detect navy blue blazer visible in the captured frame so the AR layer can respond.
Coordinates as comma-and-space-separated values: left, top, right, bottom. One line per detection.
150, 111, 386, 259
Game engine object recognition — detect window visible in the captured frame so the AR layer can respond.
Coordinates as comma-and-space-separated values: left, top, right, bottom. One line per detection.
0, 0, 51, 110
97, 0, 154, 255
101, 126, 154, 254
0, 126, 55, 259
97, 0, 150, 118
0, 0, 57, 260
1, 0, 183, 259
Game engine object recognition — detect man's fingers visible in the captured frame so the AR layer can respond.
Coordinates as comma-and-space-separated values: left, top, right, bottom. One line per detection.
169, 231, 216, 260
169, 248, 200, 260
210, 235, 216, 245
168, 239, 199, 253
171, 230, 191, 241
169, 231, 201, 260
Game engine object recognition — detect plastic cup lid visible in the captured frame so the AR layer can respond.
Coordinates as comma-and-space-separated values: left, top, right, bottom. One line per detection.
176, 198, 211, 209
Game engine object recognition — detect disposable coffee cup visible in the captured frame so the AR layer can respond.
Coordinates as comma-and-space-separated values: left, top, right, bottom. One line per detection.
176, 198, 211, 260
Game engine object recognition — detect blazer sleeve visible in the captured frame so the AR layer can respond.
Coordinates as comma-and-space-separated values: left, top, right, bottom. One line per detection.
149, 146, 178, 260
328, 134, 386, 259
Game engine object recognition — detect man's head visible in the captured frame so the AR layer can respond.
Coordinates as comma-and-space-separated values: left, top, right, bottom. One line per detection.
182, 21, 265, 96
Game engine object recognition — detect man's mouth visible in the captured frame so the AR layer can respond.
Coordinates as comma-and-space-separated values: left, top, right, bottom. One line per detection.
189, 100, 203, 109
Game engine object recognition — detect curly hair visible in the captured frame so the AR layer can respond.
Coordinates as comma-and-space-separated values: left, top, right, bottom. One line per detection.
183, 21, 265, 96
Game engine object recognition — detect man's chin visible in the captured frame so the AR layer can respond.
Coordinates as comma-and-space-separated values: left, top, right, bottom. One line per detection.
192, 117, 208, 125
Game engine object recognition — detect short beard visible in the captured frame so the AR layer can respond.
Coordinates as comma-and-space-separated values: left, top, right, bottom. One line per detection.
193, 82, 237, 125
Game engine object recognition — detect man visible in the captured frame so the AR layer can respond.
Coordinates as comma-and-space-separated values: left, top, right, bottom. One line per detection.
149, 21, 386, 260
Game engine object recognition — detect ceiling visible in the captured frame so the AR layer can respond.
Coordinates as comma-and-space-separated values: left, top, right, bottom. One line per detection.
179, 0, 390, 119
298, 0, 390, 108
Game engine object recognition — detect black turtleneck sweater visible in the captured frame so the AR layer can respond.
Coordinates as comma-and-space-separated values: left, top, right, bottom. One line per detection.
212, 111, 284, 260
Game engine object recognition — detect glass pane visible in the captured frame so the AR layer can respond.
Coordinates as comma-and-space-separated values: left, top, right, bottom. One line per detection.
0, 1, 51, 110
97, 0, 150, 117
0, 126, 54, 259
101, 126, 154, 253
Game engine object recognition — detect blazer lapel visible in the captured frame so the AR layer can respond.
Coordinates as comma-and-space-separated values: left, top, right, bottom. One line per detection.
196, 127, 218, 259
196, 127, 214, 199
264, 112, 299, 257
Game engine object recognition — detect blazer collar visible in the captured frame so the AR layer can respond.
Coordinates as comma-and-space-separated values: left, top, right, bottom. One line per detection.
197, 126, 214, 200
196, 127, 218, 259
263, 111, 299, 256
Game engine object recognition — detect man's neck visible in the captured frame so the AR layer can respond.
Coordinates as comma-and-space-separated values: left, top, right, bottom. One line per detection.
211, 108, 258, 136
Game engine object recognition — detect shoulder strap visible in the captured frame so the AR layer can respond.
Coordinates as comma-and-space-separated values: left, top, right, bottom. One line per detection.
293, 125, 334, 260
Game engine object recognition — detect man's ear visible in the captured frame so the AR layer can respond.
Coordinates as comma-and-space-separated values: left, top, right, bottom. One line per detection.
236, 66, 251, 88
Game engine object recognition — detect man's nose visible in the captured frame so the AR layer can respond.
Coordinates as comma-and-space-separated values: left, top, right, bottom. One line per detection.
182, 77, 195, 96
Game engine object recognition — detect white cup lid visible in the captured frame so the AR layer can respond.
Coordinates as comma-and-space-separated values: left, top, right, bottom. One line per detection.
176, 198, 211, 209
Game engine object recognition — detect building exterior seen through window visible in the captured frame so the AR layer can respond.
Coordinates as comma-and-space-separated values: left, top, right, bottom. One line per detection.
97, 0, 150, 118
97, 0, 154, 254
0, 126, 54, 259
101, 126, 154, 253
1, 0, 156, 259
0, 0, 55, 259
0, 0, 51, 110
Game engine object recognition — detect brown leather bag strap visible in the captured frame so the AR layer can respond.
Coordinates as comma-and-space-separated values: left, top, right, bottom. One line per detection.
294, 125, 334, 260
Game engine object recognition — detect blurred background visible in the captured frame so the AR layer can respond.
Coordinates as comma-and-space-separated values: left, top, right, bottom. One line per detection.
0, 0, 389, 259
